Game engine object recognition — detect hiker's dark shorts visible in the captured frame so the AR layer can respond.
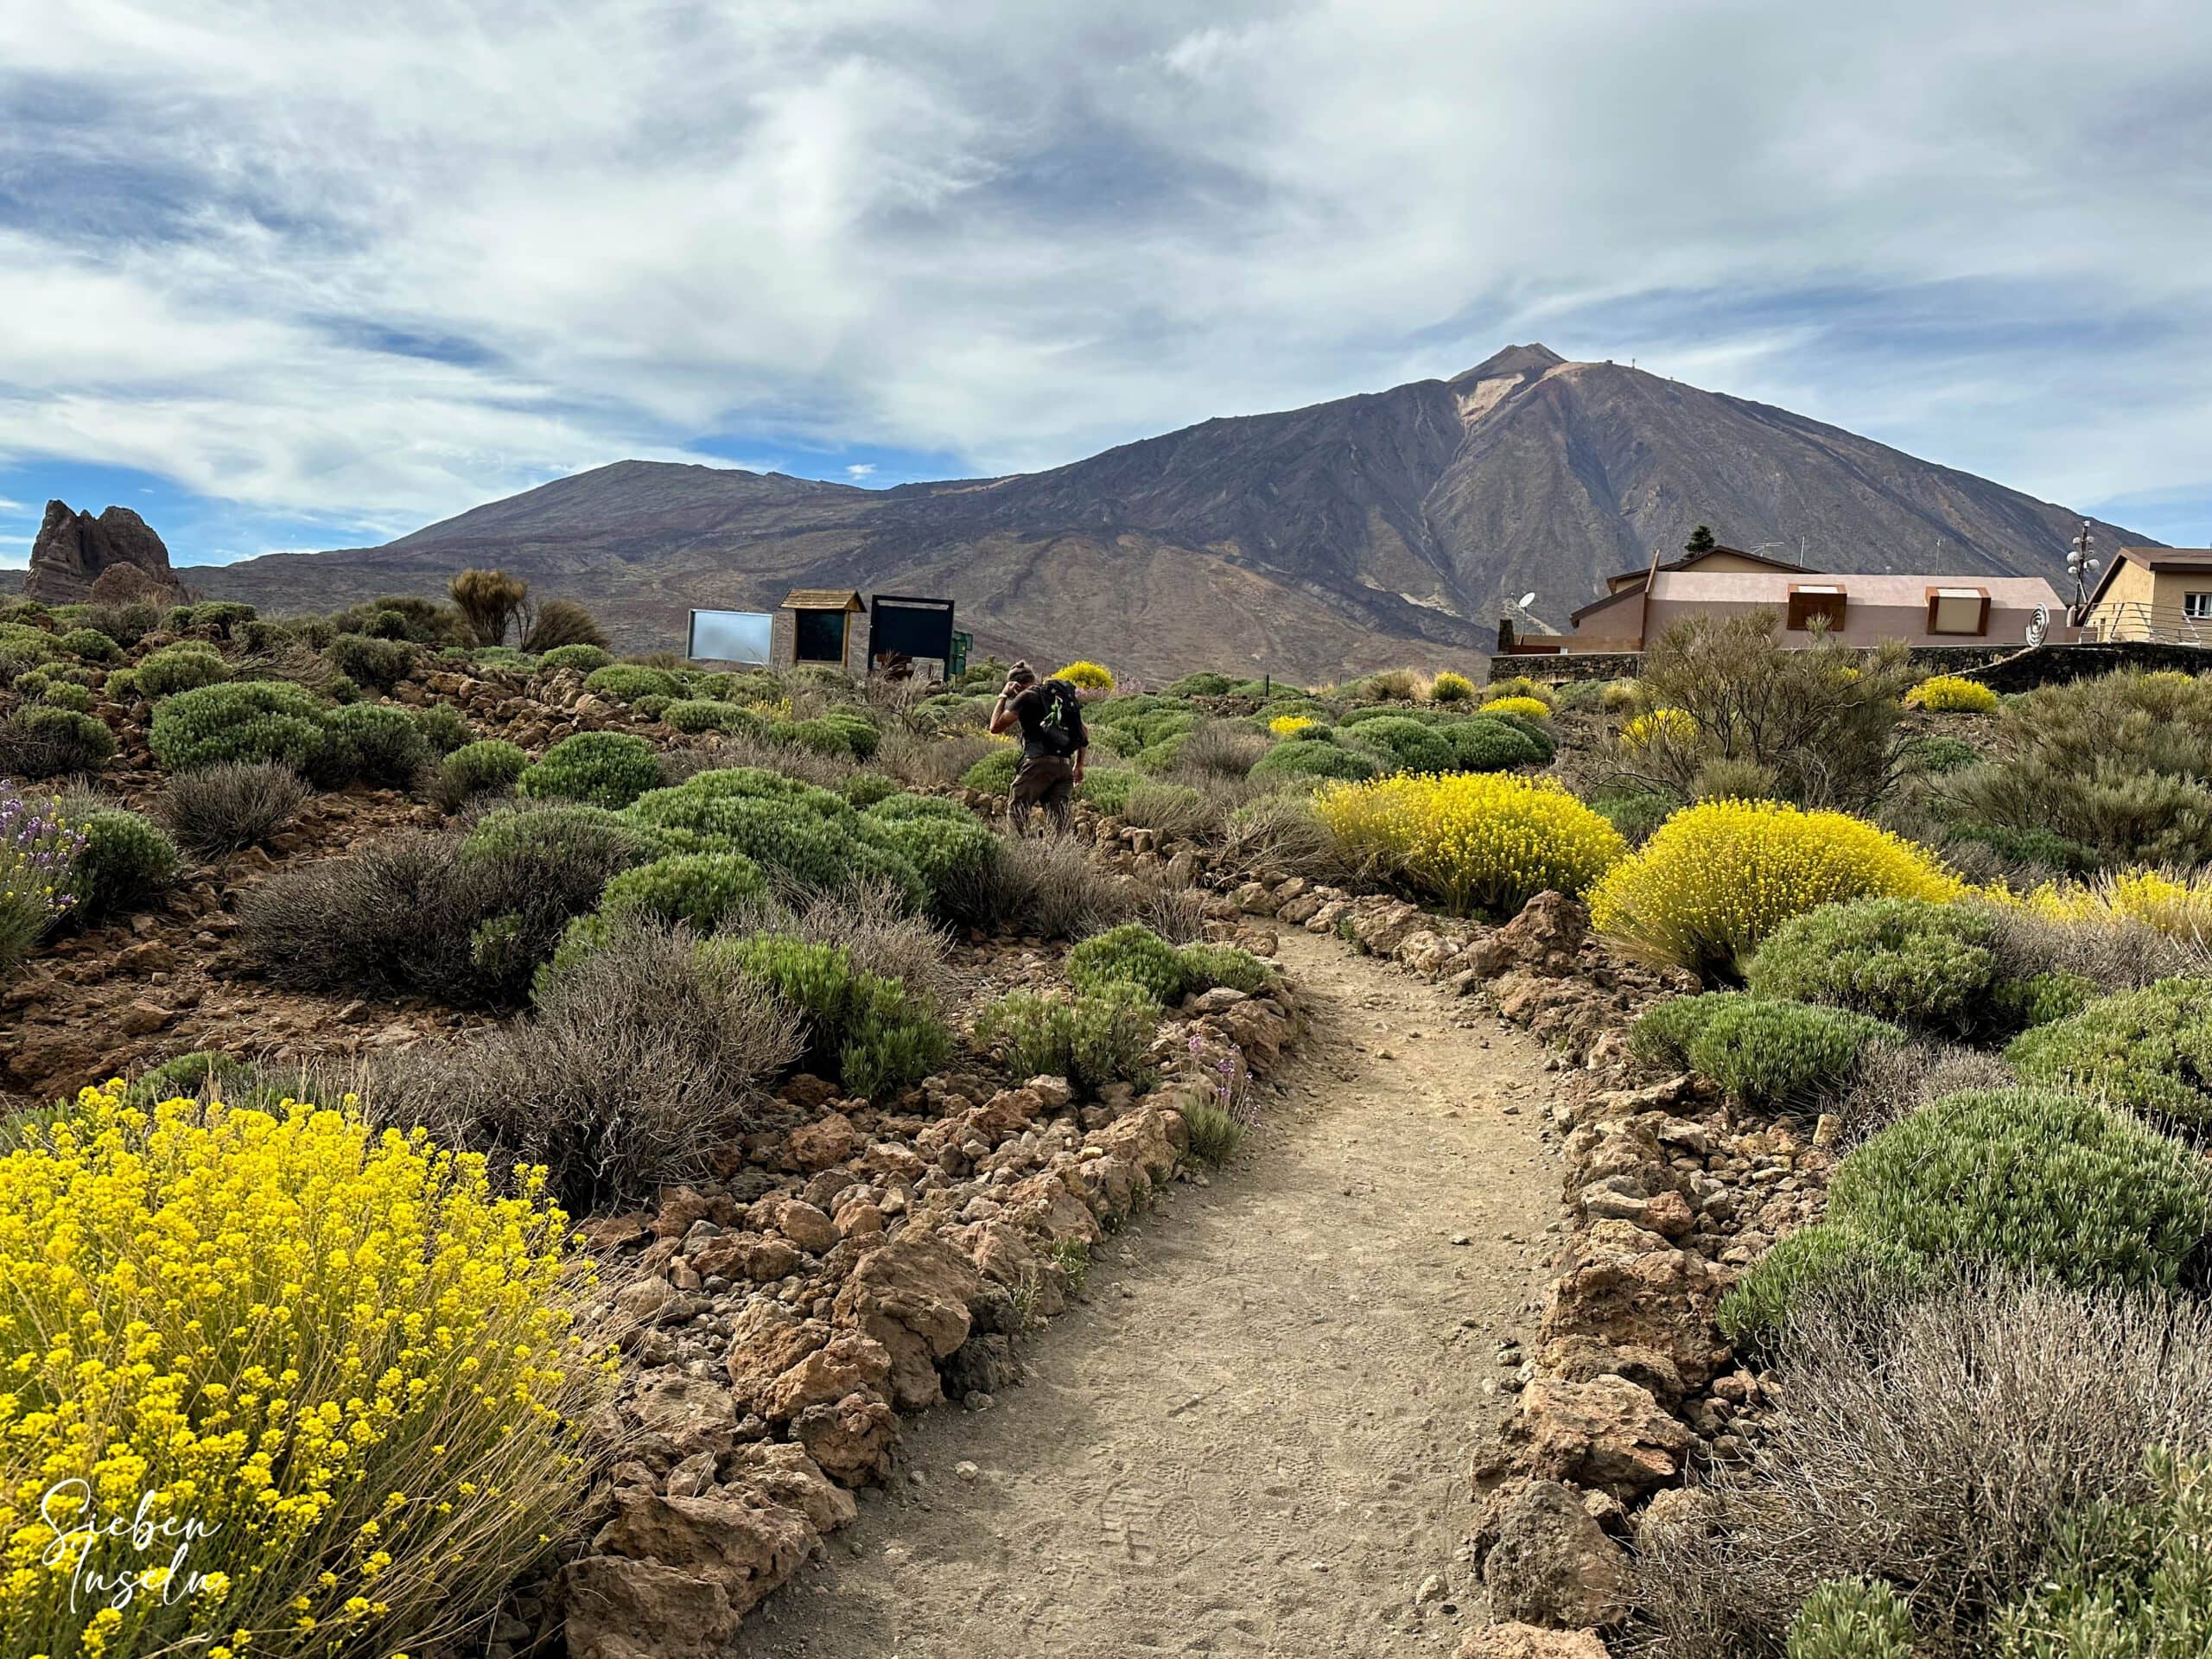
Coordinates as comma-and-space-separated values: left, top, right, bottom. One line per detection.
1008, 754, 1075, 826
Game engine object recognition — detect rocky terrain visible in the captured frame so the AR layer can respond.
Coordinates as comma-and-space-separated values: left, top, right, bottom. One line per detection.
187, 346, 2147, 678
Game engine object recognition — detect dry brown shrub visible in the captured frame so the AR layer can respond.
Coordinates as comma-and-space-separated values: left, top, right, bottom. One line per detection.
518, 598, 607, 652
369, 913, 800, 1209
155, 760, 309, 855
1631, 1276, 2212, 1657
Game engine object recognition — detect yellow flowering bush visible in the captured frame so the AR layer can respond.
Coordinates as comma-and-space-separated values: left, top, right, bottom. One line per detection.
1621, 707, 1697, 748
2018, 868, 2212, 944
1905, 674, 1999, 714
1428, 671, 1478, 703
1052, 660, 1115, 692
1478, 696, 1553, 721
1590, 798, 1968, 977
0, 1084, 613, 1659
1268, 714, 1319, 737
1313, 773, 1627, 917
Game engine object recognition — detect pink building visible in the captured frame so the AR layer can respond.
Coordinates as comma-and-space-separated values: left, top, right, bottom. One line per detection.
1507, 544, 2075, 655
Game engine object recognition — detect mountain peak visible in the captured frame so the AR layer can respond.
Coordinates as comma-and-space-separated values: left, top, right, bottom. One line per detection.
1452, 343, 1566, 387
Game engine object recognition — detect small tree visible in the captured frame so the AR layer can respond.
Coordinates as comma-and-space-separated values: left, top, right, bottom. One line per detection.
448, 568, 529, 646
1686, 524, 1719, 554
1610, 609, 1915, 810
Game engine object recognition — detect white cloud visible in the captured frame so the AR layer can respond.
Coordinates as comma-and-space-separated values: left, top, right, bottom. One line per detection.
845, 463, 876, 479
0, 0, 2208, 547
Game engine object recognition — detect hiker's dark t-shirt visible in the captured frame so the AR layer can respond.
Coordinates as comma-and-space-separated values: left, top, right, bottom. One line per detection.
1010, 683, 1086, 761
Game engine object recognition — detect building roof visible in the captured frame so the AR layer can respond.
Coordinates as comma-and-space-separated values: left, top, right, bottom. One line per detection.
1601, 543, 1813, 593
1649, 569, 2065, 607
2086, 546, 2212, 607
780, 588, 865, 612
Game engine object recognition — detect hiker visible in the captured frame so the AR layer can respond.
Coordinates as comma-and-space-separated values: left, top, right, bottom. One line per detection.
988, 661, 1088, 835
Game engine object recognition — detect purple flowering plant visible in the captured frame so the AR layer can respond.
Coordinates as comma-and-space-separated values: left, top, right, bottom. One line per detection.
0, 780, 86, 972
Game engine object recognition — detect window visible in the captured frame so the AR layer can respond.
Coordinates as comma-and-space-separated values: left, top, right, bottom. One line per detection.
1927, 587, 1991, 637
1786, 584, 1847, 632
2186, 593, 2212, 620
792, 607, 849, 664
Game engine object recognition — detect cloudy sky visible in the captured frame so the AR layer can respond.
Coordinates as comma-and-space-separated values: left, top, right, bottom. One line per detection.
3, 0, 2209, 568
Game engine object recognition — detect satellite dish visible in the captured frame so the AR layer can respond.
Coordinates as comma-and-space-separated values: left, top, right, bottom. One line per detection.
1517, 592, 1537, 610
2026, 604, 2050, 648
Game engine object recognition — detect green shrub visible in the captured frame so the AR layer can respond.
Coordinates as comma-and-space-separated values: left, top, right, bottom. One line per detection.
411, 702, 474, 755
0, 706, 117, 777
1343, 714, 1456, 773
584, 664, 683, 704
1907, 734, 1980, 776
973, 984, 1161, 1096
962, 747, 1021, 792
1630, 992, 1899, 1108
1990, 969, 2097, 1032
858, 801, 996, 904
323, 701, 432, 786
1076, 766, 1137, 814
2006, 979, 2212, 1124
1726, 1088, 2212, 1351
1069, 922, 1190, 1002
599, 851, 767, 931
327, 630, 416, 693
1178, 942, 1275, 995
435, 739, 530, 806
66, 809, 181, 919
1250, 738, 1380, 784
1182, 1101, 1246, 1165
540, 643, 613, 673
664, 698, 762, 735
517, 731, 662, 808
1591, 788, 1674, 844
1166, 671, 1234, 697
1715, 1226, 1929, 1353
842, 770, 899, 808
709, 934, 950, 1096
1787, 1579, 1916, 1659
461, 803, 667, 874
134, 642, 230, 697
1994, 1447, 2212, 1656
149, 681, 329, 774
36, 681, 95, 714
55, 626, 120, 663
1442, 715, 1548, 772
1745, 898, 1999, 1029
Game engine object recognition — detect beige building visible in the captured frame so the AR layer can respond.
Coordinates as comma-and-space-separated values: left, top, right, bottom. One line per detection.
2082, 547, 2212, 644
1503, 543, 2073, 655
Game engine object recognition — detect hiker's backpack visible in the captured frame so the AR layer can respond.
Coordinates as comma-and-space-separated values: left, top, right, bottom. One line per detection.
1033, 678, 1084, 756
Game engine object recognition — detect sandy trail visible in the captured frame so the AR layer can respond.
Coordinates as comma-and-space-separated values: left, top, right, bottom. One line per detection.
735, 927, 1564, 1658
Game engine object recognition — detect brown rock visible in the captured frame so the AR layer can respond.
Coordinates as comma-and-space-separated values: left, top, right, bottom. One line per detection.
791, 1389, 900, 1484
691, 1231, 804, 1284
559, 1554, 740, 1659
723, 1300, 830, 1408
1461, 891, 1589, 979
1474, 1478, 1630, 1630
1456, 1625, 1611, 1659
1516, 1376, 1692, 1497
24, 499, 186, 605
627, 1372, 739, 1462
1540, 1226, 1727, 1389
766, 1198, 840, 1255
758, 1331, 894, 1421
724, 1441, 860, 1535
588, 1485, 819, 1621
832, 1227, 982, 1411
787, 1110, 862, 1171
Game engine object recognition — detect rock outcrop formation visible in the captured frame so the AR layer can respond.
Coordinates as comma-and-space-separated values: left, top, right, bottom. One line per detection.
24, 500, 187, 605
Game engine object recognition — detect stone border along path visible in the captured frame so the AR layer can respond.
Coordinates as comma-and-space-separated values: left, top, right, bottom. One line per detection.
734, 925, 1567, 1658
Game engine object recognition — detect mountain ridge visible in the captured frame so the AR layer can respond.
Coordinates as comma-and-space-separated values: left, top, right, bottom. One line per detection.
192, 346, 2150, 679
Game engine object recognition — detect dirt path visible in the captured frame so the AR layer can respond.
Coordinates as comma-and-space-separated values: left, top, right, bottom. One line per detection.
735, 928, 1566, 1659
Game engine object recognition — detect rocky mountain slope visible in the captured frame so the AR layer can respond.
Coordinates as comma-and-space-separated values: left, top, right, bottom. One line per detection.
194, 345, 2146, 680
